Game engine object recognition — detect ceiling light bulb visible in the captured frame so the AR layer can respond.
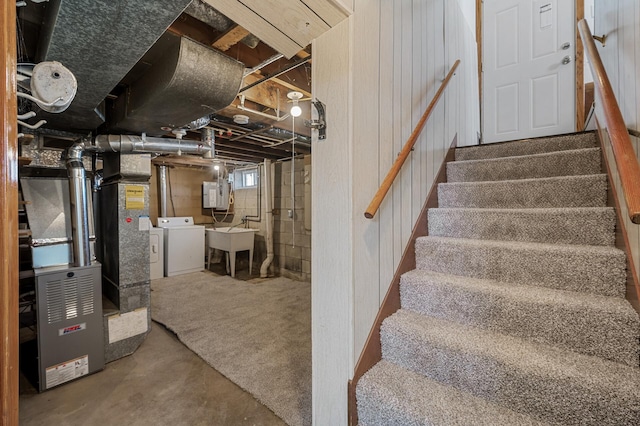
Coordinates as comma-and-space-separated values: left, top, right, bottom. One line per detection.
214, 165, 220, 171
287, 91, 303, 118
290, 104, 302, 117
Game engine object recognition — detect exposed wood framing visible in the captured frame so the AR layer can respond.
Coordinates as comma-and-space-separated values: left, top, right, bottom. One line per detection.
576, 0, 585, 130
241, 74, 290, 110
1, 0, 19, 423
212, 24, 250, 51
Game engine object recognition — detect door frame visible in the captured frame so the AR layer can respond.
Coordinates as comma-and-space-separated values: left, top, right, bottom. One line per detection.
1, 1, 19, 424
476, 0, 585, 141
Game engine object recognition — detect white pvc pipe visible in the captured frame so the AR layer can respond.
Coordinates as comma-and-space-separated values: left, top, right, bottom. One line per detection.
260, 159, 274, 277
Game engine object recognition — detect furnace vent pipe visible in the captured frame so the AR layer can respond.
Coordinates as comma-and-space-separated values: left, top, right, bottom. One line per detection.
66, 143, 92, 267
158, 165, 169, 217
260, 159, 274, 278
201, 128, 214, 159
93, 134, 211, 155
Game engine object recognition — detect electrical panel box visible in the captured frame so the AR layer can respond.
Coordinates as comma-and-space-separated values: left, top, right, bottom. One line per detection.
203, 181, 230, 209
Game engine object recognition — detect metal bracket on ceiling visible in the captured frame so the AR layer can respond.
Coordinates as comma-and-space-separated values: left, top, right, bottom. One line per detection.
305, 100, 326, 141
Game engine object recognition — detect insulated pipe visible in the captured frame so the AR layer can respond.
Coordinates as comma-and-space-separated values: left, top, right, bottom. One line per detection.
260, 159, 274, 278
157, 165, 168, 217
93, 134, 211, 155
201, 128, 214, 159
66, 143, 91, 267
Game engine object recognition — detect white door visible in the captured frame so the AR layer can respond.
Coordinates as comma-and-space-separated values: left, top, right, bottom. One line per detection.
483, 0, 576, 143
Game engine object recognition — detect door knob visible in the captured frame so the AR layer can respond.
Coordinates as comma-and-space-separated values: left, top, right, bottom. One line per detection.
562, 56, 572, 65
561, 42, 571, 50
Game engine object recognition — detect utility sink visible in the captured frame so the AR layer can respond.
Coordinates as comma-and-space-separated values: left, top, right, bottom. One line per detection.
206, 227, 258, 277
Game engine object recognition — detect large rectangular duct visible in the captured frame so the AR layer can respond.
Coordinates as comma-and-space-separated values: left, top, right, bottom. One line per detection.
109, 34, 245, 135
37, 0, 193, 131
98, 154, 151, 362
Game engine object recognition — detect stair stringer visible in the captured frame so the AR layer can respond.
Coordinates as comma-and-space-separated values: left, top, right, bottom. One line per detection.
347, 135, 458, 426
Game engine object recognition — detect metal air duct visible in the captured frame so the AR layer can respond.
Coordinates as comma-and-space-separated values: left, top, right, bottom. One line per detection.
93, 134, 211, 156
37, 0, 193, 131
158, 165, 169, 218
109, 34, 245, 135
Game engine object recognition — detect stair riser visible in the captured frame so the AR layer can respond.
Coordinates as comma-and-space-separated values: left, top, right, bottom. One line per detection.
415, 238, 627, 297
357, 361, 547, 426
447, 148, 601, 183
428, 208, 616, 246
438, 174, 608, 209
400, 275, 639, 367
455, 133, 597, 161
381, 320, 640, 425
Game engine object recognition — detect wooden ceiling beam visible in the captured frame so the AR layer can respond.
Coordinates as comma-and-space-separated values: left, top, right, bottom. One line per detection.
240, 74, 290, 110
212, 24, 250, 51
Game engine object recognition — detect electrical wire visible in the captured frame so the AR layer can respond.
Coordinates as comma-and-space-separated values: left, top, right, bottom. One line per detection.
291, 116, 295, 248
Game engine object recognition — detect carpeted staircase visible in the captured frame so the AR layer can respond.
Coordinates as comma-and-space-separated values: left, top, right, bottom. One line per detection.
356, 132, 640, 425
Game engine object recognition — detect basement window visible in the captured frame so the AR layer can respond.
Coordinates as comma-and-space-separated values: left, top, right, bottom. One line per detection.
235, 168, 258, 189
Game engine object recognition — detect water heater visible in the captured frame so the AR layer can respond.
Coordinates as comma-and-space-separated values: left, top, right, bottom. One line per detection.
203, 180, 230, 209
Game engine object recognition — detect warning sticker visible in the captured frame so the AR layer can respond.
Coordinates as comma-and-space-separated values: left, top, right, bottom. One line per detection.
45, 355, 89, 389
125, 185, 145, 210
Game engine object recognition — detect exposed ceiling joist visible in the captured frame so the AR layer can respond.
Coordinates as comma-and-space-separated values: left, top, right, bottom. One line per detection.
212, 24, 250, 51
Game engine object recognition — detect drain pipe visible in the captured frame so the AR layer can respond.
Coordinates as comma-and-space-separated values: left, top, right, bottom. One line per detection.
260, 159, 274, 277
66, 143, 91, 267
157, 165, 169, 217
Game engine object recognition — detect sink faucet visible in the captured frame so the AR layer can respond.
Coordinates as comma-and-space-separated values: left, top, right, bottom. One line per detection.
226, 217, 247, 232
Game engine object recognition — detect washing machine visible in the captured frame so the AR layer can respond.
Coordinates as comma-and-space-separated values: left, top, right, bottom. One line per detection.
157, 217, 205, 277
149, 227, 164, 280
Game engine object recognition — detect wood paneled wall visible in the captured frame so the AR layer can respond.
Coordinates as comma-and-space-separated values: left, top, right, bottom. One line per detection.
312, 0, 479, 423
594, 0, 640, 297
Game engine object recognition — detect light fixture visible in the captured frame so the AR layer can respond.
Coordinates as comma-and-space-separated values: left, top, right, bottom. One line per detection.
287, 91, 303, 117
233, 114, 249, 125
214, 165, 220, 171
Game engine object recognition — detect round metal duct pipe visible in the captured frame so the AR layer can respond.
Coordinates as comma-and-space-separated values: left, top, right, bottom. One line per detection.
157, 165, 169, 218
93, 134, 211, 155
66, 143, 92, 267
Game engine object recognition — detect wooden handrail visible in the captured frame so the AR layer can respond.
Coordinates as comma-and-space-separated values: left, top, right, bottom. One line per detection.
579, 19, 640, 224
364, 59, 460, 219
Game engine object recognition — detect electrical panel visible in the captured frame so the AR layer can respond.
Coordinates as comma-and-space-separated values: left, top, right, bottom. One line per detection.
203, 180, 230, 209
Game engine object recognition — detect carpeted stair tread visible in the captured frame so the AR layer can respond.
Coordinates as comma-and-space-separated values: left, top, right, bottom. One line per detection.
447, 148, 601, 182
438, 174, 607, 208
415, 236, 626, 297
427, 207, 615, 246
400, 269, 639, 366
356, 360, 551, 426
381, 310, 640, 425
455, 132, 597, 161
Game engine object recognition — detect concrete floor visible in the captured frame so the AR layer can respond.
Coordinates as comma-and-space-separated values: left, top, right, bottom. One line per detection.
19, 322, 286, 426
